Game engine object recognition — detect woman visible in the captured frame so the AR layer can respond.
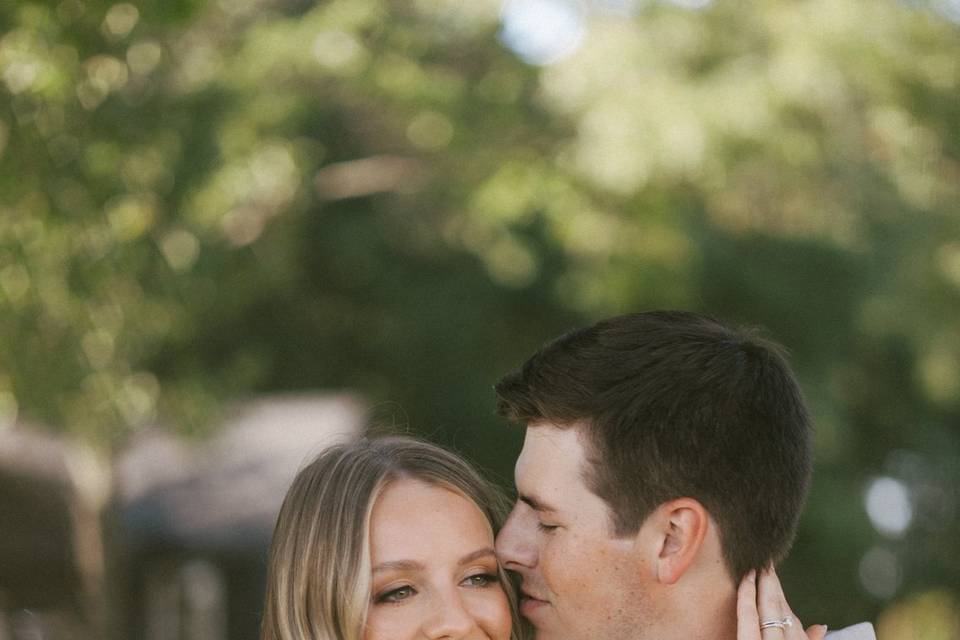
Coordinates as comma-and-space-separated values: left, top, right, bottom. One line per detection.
260, 436, 827, 640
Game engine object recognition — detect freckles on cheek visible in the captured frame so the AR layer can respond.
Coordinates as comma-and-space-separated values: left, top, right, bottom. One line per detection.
546, 542, 612, 602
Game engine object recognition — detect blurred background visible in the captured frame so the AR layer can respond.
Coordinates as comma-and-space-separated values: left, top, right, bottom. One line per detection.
1, 0, 959, 638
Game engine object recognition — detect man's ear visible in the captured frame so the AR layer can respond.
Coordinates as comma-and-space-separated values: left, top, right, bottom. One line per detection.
648, 498, 710, 585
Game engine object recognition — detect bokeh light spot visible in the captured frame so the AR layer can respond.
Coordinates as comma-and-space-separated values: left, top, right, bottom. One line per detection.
932, 0, 960, 23
937, 242, 960, 289
221, 206, 266, 247
313, 30, 366, 74
858, 546, 901, 600
160, 229, 201, 272
0, 264, 31, 305
117, 372, 160, 427
174, 37, 222, 92
865, 476, 913, 538
667, 0, 713, 9
878, 590, 960, 639
82, 329, 116, 369
102, 3, 140, 39
86, 55, 129, 91
106, 194, 156, 242
918, 348, 960, 406
407, 111, 455, 150
2, 61, 39, 94
127, 40, 163, 75
499, 0, 586, 66
483, 235, 538, 287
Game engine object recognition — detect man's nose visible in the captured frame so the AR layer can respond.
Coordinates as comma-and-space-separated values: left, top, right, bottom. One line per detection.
422, 591, 476, 639
495, 504, 537, 570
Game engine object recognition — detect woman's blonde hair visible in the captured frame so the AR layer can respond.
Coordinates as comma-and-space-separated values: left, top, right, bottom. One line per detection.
260, 436, 525, 640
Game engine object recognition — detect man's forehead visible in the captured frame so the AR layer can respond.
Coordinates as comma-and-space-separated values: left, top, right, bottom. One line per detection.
515, 422, 589, 481
515, 422, 620, 531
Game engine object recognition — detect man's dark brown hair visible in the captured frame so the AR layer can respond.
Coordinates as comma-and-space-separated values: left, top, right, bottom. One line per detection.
495, 310, 812, 580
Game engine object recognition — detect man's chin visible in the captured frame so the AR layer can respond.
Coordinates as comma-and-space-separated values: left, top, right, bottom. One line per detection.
520, 598, 563, 639
530, 627, 566, 640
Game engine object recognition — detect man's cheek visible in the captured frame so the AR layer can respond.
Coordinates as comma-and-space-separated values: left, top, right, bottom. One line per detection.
542, 545, 586, 593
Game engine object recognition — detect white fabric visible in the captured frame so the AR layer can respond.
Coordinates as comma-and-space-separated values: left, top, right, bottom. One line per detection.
824, 622, 876, 640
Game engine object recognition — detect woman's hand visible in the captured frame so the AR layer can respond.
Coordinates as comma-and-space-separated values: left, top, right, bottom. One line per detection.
737, 567, 828, 640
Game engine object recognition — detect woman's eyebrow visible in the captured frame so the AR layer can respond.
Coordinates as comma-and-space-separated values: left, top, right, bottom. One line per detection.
458, 547, 497, 566
372, 559, 424, 573
373, 549, 495, 573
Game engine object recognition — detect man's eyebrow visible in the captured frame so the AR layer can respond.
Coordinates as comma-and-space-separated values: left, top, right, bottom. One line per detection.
372, 559, 424, 573
519, 492, 559, 513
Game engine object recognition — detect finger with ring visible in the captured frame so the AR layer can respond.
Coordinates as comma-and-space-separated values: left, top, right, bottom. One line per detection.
759, 617, 793, 632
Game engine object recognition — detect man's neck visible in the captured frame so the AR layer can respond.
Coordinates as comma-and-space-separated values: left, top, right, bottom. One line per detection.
643, 577, 738, 640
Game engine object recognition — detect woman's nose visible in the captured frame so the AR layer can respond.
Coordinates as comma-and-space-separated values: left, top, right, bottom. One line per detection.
422, 591, 476, 639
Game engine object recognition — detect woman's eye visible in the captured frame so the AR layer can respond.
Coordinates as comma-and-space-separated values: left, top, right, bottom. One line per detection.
462, 573, 499, 588
376, 585, 416, 604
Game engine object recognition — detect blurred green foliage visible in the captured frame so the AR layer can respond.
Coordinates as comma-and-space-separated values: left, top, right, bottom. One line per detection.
1, 0, 958, 636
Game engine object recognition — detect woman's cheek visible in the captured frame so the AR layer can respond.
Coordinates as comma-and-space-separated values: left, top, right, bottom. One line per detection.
364, 606, 415, 640
470, 587, 513, 640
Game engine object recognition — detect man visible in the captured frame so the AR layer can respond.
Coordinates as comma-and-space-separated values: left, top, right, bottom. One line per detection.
493, 311, 875, 640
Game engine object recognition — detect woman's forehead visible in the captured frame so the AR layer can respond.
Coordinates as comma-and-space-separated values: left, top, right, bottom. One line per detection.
368, 478, 495, 562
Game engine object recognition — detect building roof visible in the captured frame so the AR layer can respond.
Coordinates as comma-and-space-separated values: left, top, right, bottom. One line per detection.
116, 393, 365, 552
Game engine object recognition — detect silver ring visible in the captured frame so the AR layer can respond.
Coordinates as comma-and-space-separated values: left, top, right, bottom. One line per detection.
759, 616, 793, 631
